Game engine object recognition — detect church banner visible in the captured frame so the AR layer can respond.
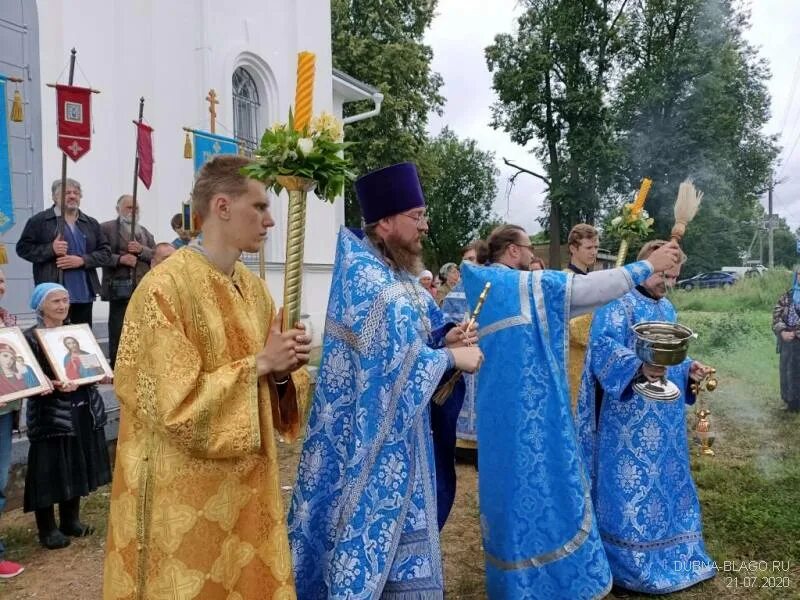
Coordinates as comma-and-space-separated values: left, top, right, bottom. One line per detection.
56, 84, 92, 161
0, 76, 13, 235
135, 121, 154, 189
192, 130, 238, 173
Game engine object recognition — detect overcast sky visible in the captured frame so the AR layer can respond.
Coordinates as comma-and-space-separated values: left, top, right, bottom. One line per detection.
425, 0, 800, 233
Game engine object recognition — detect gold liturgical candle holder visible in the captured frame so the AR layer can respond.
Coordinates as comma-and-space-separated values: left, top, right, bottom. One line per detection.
277, 175, 316, 332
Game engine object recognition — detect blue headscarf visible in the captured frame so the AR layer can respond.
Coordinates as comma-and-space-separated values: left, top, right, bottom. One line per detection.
30, 283, 68, 311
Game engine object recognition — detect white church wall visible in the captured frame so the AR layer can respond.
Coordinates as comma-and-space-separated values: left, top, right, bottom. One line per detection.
33, 0, 341, 339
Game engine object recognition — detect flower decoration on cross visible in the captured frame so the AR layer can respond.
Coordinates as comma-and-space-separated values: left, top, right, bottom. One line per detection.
242, 109, 354, 203
608, 178, 654, 266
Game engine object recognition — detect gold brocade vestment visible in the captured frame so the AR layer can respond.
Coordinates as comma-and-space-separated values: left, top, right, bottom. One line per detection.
568, 313, 592, 412
565, 267, 592, 413
103, 250, 307, 600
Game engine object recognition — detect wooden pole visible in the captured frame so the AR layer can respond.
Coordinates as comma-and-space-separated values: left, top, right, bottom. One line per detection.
56, 48, 77, 284
58, 48, 77, 231
131, 97, 144, 238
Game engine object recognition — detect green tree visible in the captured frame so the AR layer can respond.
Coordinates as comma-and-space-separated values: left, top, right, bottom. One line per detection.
416, 128, 499, 269
486, 0, 630, 267
331, 0, 444, 226
612, 0, 777, 271
487, 0, 776, 271
772, 218, 798, 269
478, 217, 506, 241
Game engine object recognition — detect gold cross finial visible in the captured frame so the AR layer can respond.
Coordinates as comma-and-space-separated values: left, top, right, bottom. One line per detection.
206, 88, 218, 133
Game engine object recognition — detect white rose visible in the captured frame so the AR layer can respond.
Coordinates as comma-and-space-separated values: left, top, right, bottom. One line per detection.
297, 137, 314, 156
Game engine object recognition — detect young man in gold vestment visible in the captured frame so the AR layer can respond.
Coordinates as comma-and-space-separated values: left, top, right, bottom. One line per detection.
103, 156, 312, 600
566, 224, 599, 412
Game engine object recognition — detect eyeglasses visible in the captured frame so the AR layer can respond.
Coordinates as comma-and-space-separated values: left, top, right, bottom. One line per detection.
512, 241, 533, 251
398, 212, 429, 226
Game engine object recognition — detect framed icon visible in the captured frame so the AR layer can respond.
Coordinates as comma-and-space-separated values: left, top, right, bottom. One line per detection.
35, 323, 112, 386
0, 327, 51, 406
64, 101, 84, 123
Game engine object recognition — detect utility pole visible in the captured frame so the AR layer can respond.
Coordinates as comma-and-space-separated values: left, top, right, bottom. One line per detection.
768, 176, 774, 269
764, 174, 790, 269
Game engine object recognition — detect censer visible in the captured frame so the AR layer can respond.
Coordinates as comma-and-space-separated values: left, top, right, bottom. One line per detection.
624, 180, 705, 401
631, 321, 696, 401
692, 369, 718, 456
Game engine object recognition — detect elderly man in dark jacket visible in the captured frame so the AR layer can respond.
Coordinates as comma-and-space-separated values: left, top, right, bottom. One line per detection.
16, 178, 111, 326
100, 194, 156, 367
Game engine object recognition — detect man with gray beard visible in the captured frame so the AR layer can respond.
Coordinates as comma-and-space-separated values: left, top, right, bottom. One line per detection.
100, 194, 156, 366
17, 178, 112, 327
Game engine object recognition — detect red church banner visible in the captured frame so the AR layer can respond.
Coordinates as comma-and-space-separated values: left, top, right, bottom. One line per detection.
135, 121, 154, 189
56, 84, 92, 161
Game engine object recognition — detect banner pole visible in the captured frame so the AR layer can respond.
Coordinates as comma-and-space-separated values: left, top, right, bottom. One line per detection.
56, 48, 77, 285
58, 48, 77, 232
131, 97, 144, 238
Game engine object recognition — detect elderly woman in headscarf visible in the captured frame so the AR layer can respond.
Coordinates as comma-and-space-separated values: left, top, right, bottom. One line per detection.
23, 283, 111, 549
418, 269, 437, 297
435, 262, 460, 305
773, 268, 800, 412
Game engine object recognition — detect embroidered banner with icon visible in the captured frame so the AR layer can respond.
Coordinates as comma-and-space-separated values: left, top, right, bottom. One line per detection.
56, 84, 92, 161
191, 130, 238, 173
0, 76, 14, 235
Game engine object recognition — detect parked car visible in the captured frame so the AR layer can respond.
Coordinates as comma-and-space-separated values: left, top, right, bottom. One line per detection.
677, 271, 737, 291
722, 264, 766, 279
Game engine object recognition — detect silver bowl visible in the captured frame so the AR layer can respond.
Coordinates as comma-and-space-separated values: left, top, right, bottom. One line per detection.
631, 321, 695, 367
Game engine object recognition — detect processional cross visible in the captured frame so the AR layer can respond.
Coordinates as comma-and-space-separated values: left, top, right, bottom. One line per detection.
206, 88, 218, 133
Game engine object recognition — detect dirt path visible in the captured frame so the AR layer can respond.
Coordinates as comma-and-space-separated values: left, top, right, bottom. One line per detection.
0, 514, 106, 599
0, 441, 487, 600
0, 441, 304, 600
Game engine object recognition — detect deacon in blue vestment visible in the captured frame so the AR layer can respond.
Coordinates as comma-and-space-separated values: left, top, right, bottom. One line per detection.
440, 240, 486, 454
289, 163, 483, 600
576, 240, 716, 594
432, 240, 487, 530
461, 224, 683, 600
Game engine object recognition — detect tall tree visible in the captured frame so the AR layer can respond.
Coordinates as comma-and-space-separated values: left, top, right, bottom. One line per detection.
331, 0, 444, 226
612, 0, 777, 269
486, 0, 630, 267
417, 128, 499, 270
772, 218, 799, 269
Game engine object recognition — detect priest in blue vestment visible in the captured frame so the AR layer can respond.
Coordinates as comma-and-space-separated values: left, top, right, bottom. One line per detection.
288, 163, 484, 600
576, 240, 716, 594
461, 225, 683, 600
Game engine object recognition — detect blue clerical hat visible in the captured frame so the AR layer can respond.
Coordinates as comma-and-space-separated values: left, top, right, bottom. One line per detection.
355, 162, 426, 225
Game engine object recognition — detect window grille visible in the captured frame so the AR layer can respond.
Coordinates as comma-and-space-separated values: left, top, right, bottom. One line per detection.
232, 67, 260, 155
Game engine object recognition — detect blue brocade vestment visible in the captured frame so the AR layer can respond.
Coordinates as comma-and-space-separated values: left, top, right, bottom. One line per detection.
461, 263, 613, 600
576, 288, 715, 594
289, 228, 453, 600
440, 282, 478, 448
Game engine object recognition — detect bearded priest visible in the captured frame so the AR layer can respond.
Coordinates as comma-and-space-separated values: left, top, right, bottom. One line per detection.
289, 163, 483, 599
576, 240, 716, 594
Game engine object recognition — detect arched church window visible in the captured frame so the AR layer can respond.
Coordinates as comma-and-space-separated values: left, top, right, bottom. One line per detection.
232, 67, 260, 155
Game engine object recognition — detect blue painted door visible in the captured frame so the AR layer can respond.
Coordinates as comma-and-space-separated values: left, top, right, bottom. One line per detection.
0, 0, 42, 320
